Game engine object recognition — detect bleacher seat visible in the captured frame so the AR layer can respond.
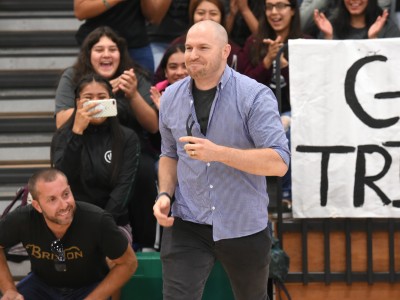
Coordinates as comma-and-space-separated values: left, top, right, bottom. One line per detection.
121, 252, 235, 300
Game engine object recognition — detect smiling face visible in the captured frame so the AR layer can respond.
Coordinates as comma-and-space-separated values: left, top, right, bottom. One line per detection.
193, 1, 222, 24
344, 0, 368, 16
165, 51, 188, 84
90, 36, 120, 79
185, 21, 230, 84
265, 1, 295, 37
31, 174, 76, 227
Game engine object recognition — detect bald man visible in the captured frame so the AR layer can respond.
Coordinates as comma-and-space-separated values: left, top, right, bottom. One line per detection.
153, 20, 290, 300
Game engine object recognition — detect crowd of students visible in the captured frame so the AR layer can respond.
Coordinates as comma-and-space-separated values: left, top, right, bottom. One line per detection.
59, 0, 400, 250
1, 1, 400, 299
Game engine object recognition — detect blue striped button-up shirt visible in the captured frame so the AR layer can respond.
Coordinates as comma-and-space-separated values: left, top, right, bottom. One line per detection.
159, 66, 290, 241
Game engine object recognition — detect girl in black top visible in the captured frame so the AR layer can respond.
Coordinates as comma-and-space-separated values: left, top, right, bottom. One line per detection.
51, 74, 140, 240
314, 0, 400, 39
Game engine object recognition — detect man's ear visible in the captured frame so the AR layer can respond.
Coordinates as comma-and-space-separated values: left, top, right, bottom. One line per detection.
31, 200, 43, 214
223, 44, 231, 60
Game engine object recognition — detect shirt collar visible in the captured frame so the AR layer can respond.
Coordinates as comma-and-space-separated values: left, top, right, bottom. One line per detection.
187, 65, 232, 95
219, 65, 232, 91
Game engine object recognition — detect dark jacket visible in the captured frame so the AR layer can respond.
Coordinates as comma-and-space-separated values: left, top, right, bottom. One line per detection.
52, 121, 140, 225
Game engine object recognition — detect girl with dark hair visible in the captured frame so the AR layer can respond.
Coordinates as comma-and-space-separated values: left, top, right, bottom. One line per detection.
150, 44, 188, 109
56, 26, 157, 133
55, 27, 160, 250
153, 0, 241, 83
51, 73, 140, 243
314, 0, 400, 39
74, 0, 155, 73
238, 0, 303, 114
238, 0, 305, 214
189, 0, 226, 26
72, 26, 149, 85
149, 44, 188, 155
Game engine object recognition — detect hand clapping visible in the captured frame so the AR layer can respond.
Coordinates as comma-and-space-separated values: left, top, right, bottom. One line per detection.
263, 36, 287, 69
109, 68, 138, 100
313, 9, 333, 39
368, 9, 389, 39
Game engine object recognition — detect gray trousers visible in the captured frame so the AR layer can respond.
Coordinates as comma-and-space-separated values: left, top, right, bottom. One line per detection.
160, 218, 271, 300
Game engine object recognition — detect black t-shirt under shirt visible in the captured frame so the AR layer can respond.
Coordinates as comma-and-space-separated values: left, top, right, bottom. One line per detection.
192, 85, 217, 136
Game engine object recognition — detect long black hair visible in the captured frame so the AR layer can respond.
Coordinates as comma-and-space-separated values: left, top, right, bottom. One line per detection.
51, 73, 125, 186
250, 0, 302, 66
158, 44, 186, 74
331, 0, 382, 39
72, 26, 150, 84
188, 0, 226, 27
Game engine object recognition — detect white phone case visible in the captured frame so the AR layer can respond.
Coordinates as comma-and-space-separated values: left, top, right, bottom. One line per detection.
83, 99, 117, 118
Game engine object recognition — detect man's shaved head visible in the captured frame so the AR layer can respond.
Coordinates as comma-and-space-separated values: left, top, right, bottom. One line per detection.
188, 19, 228, 47
185, 20, 231, 88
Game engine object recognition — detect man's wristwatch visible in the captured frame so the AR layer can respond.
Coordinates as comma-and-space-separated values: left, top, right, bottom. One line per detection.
155, 192, 173, 203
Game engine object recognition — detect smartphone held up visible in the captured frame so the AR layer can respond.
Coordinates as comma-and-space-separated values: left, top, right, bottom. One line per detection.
83, 99, 118, 118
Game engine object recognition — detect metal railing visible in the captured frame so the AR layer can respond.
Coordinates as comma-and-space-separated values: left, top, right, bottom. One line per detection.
272, 44, 399, 285
279, 218, 400, 285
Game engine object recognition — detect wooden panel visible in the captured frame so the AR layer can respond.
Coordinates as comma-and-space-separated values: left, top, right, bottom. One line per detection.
283, 230, 400, 273
284, 282, 400, 300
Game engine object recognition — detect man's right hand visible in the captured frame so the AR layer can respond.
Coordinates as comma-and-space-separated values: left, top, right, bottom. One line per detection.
153, 195, 174, 227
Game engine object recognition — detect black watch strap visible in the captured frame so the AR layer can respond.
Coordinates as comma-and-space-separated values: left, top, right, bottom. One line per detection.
155, 192, 173, 203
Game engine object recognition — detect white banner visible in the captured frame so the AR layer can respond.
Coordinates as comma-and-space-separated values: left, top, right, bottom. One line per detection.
289, 38, 400, 218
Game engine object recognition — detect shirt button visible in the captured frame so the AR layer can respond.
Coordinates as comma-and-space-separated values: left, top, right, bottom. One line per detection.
207, 163, 210, 167
211, 206, 215, 210
209, 185, 213, 189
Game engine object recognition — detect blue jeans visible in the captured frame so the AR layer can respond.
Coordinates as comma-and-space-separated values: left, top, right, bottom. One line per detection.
128, 45, 154, 75
150, 42, 169, 72
161, 218, 272, 300
17, 273, 105, 300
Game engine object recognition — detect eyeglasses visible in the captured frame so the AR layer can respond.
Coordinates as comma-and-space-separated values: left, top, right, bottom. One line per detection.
186, 114, 195, 137
50, 239, 67, 272
186, 114, 195, 144
265, 2, 293, 11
